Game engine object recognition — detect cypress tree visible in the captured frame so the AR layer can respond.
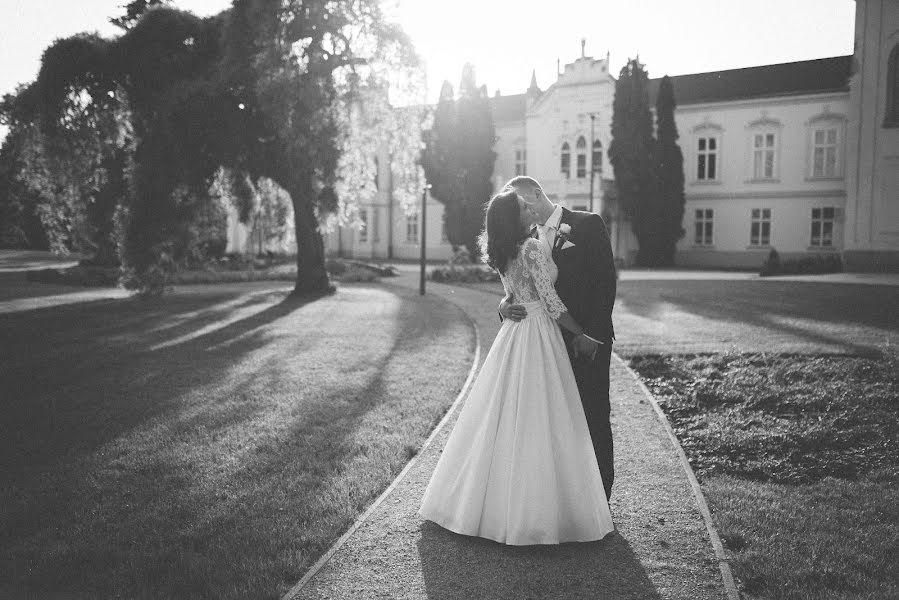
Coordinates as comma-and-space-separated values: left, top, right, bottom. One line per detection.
654, 75, 685, 266
609, 58, 656, 266
421, 64, 496, 258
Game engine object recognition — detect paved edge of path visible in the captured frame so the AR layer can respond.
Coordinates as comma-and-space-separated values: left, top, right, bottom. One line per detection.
615, 354, 740, 600
280, 310, 483, 600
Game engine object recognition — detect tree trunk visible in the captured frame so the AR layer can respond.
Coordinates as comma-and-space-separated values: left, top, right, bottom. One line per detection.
291, 194, 333, 295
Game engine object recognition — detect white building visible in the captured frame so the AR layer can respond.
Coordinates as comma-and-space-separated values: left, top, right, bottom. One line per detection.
322, 0, 897, 271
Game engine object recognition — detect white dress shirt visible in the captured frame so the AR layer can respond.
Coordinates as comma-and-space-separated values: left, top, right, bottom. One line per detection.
537, 204, 564, 250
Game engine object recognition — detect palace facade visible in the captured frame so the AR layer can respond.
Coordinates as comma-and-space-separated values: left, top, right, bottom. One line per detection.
318, 0, 899, 271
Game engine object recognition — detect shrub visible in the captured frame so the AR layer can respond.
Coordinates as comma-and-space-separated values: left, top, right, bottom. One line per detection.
760, 249, 842, 277
27, 265, 121, 287
760, 248, 782, 276
448, 247, 473, 266
429, 264, 500, 284
336, 265, 379, 283
218, 253, 257, 271
170, 269, 295, 285
325, 258, 347, 276
0, 224, 29, 249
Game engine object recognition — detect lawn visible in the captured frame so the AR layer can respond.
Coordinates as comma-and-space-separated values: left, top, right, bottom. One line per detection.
0, 282, 474, 599
629, 353, 899, 600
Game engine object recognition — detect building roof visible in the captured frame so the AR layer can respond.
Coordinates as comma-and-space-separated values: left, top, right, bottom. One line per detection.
488, 55, 853, 121
491, 93, 527, 123
647, 55, 853, 106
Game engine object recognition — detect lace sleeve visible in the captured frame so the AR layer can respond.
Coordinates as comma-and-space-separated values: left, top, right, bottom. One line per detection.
522, 238, 568, 319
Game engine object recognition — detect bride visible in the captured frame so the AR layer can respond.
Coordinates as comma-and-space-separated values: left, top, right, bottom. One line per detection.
419, 188, 614, 545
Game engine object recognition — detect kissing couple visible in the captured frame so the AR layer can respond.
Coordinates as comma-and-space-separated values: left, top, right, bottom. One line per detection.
420, 175, 618, 545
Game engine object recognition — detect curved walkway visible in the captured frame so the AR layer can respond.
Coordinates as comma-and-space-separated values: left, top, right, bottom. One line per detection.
287, 274, 732, 600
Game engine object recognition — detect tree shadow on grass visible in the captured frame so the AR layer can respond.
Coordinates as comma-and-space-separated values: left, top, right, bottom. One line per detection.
616, 280, 899, 356
417, 522, 662, 600
1, 284, 472, 600
0, 285, 317, 479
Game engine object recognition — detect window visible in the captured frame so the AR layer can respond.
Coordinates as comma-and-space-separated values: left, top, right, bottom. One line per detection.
807, 113, 846, 178
886, 44, 899, 127
371, 207, 380, 242
752, 133, 776, 179
406, 213, 418, 243
560, 142, 570, 178
358, 209, 368, 243
592, 140, 602, 173
373, 155, 380, 190
811, 127, 839, 178
576, 136, 587, 179
441, 220, 448, 243
811, 207, 835, 247
515, 148, 527, 176
694, 209, 713, 246
750, 208, 771, 246
697, 136, 718, 180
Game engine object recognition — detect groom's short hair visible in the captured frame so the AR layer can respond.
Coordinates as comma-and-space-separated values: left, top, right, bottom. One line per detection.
504, 176, 541, 202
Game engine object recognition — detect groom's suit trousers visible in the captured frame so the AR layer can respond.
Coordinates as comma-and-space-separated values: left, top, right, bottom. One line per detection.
567, 341, 614, 500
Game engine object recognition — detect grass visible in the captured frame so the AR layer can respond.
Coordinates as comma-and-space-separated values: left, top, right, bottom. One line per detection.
0, 282, 474, 599
629, 353, 899, 600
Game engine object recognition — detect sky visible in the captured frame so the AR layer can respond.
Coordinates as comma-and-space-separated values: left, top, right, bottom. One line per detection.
0, 0, 856, 139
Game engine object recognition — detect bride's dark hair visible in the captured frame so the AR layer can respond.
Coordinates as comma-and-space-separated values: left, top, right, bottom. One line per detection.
478, 189, 531, 275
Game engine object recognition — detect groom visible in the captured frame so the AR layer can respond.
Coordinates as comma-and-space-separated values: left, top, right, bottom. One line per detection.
499, 176, 617, 500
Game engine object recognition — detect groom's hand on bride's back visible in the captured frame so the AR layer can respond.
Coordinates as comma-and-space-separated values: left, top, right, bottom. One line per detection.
499, 297, 528, 322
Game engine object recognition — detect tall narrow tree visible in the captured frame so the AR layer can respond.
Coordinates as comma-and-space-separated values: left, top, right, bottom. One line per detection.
608, 58, 656, 266
421, 81, 459, 249
421, 64, 496, 258
653, 75, 685, 266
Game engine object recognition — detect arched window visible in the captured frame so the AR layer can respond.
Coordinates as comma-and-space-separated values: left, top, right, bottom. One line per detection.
373, 155, 380, 190
560, 142, 570, 178
592, 140, 603, 173
576, 136, 587, 178
886, 44, 899, 127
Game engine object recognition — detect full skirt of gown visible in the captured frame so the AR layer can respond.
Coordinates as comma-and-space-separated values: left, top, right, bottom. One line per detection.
419, 300, 614, 545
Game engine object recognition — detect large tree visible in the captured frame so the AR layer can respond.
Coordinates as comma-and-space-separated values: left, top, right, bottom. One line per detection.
0, 46, 130, 264
608, 58, 656, 267
0, 118, 49, 250
332, 78, 428, 243
421, 64, 496, 258
8, 0, 418, 295
653, 76, 685, 266
109, 0, 170, 30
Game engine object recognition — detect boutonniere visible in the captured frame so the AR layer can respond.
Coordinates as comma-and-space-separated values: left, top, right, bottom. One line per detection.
554, 223, 574, 250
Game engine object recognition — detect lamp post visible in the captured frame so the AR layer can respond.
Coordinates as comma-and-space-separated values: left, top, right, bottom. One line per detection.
589, 113, 596, 213
419, 184, 432, 296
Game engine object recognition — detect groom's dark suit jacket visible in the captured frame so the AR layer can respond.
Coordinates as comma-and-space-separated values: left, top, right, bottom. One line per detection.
551, 208, 616, 344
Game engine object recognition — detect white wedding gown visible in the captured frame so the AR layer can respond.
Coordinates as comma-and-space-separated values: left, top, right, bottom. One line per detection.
419, 237, 614, 545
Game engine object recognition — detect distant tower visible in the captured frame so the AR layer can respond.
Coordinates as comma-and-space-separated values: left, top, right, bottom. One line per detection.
581, 38, 586, 58
526, 69, 541, 108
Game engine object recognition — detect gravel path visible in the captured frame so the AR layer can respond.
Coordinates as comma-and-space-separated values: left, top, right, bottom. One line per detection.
289, 275, 726, 600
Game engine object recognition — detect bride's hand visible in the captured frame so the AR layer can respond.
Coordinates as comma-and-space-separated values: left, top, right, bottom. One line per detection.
499, 297, 528, 322
572, 334, 599, 360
